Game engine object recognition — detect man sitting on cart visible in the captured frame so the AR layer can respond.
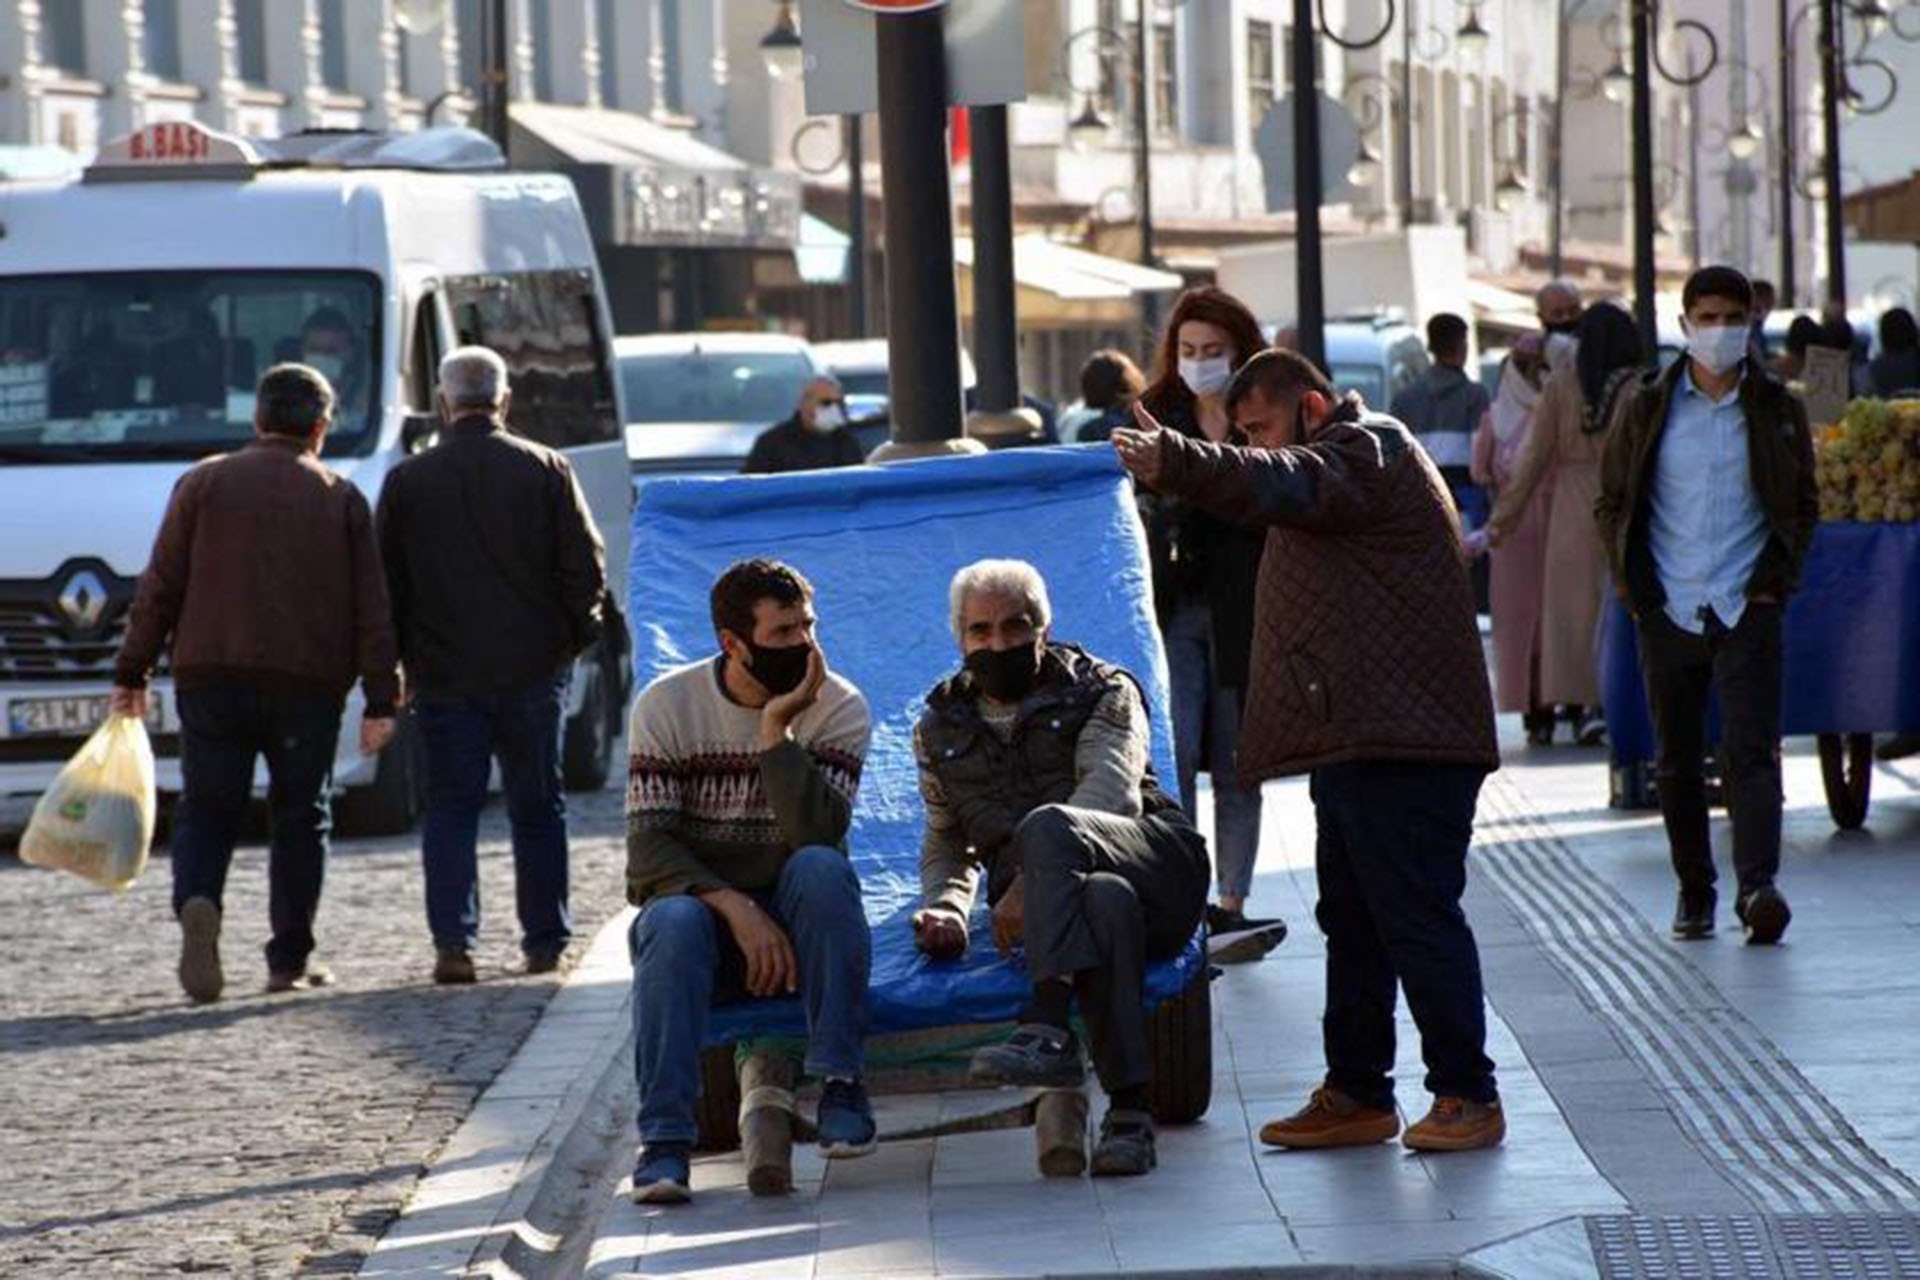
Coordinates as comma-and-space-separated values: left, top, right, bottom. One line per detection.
624, 559, 877, 1204
911, 559, 1210, 1179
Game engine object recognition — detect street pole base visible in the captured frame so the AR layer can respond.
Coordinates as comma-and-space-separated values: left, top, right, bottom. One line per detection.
868, 437, 989, 463
965, 407, 1045, 447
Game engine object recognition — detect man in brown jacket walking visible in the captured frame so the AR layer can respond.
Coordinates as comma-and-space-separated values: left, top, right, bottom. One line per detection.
1115, 348, 1506, 1153
112, 363, 399, 1004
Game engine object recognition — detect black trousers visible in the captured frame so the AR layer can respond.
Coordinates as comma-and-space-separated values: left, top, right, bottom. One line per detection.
1310, 761, 1496, 1110
1012, 804, 1210, 1093
1636, 603, 1784, 899
172, 684, 344, 974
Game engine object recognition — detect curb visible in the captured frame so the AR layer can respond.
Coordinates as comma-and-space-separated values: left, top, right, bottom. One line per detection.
360, 908, 637, 1279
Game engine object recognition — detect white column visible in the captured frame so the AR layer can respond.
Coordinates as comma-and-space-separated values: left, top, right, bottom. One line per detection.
341, 0, 404, 126
540, 0, 593, 106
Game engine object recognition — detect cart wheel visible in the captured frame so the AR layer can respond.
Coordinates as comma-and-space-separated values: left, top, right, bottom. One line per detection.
694, 1045, 743, 1153
1818, 733, 1874, 832
1145, 965, 1213, 1124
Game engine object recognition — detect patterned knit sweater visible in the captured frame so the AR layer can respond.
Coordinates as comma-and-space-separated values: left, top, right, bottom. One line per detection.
625, 656, 871, 905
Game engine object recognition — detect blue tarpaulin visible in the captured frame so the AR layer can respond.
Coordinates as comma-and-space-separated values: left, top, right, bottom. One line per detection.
629, 445, 1205, 1043
1602, 522, 1920, 765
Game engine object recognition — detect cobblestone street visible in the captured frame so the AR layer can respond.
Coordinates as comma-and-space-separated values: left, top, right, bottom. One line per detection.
0, 777, 627, 1278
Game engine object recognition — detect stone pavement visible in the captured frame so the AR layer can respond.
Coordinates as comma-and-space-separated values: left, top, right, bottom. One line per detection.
404, 722, 1920, 1278
0, 777, 627, 1278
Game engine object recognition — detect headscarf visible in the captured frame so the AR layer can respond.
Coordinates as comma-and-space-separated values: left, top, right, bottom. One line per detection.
1575, 303, 1646, 434
1489, 334, 1545, 446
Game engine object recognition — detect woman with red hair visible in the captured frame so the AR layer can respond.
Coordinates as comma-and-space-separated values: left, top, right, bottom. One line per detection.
1136, 286, 1284, 962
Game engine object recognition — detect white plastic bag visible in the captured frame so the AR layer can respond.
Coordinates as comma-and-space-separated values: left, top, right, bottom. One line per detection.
20, 714, 156, 891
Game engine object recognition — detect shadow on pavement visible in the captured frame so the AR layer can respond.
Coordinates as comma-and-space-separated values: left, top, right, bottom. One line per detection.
0, 1163, 418, 1241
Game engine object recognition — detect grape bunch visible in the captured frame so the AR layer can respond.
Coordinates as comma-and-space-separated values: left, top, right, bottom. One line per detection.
1815, 398, 1920, 524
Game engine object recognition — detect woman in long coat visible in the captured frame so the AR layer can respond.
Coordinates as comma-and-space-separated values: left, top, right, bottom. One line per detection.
1471, 335, 1553, 742
1488, 303, 1645, 743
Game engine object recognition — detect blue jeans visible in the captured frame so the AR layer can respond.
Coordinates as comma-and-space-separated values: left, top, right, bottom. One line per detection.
1165, 600, 1262, 900
172, 684, 343, 974
628, 846, 871, 1146
414, 674, 571, 957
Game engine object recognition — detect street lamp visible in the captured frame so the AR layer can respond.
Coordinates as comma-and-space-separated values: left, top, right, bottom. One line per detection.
1854, 0, 1891, 40
1067, 97, 1111, 152
1350, 138, 1382, 187
1494, 166, 1529, 212
1728, 115, 1764, 160
1601, 52, 1633, 102
1626, 0, 1719, 351
759, 0, 804, 80
1456, 2, 1492, 57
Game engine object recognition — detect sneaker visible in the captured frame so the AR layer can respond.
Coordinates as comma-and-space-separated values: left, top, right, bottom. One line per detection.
1876, 732, 1920, 761
630, 1145, 692, 1205
433, 948, 477, 985
267, 959, 335, 994
1259, 1086, 1400, 1149
1090, 1108, 1157, 1177
1575, 712, 1608, 748
1403, 1096, 1506, 1152
1206, 905, 1289, 965
524, 950, 563, 976
1672, 889, 1717, 941
1737, 885, 1791, 946
817, 1078, 878, 1158
969, 1023, 1087, 1089
1524, 711, 1555, 747
178, 896, 223, 1005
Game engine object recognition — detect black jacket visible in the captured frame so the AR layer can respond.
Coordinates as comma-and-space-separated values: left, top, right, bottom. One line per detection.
742, 414, 866, 474
1136, 390, 1265, 690
376, 416, 607, 697
1596, 360, 1818, 618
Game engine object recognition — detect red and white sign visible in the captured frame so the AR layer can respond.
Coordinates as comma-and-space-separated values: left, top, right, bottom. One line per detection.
92, 120, 261, 169
842, 0, 949, 11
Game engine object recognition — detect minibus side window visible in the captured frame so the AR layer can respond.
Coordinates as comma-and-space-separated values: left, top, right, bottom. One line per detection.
443, 270, 618, 450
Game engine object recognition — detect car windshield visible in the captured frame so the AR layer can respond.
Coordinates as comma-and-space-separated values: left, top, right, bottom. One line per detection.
833, 369, 888, 398
1330, 364, 1386, 407
0, 271, 381, 462
619, 350, 813, 425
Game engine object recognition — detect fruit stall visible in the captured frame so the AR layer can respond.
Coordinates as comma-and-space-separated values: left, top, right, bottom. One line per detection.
1601, 398, 1920, 829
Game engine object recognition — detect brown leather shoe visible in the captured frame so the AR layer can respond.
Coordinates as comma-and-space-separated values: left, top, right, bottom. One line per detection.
1403, 1096, 1506, 1152
1258, 1087, 1400, 1149
267, 960, 336, 993
433, 948, 477, 985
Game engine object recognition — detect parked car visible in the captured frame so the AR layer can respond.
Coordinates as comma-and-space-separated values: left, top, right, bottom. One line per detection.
616, 332, 821, 480
1309, 313, 1432, 409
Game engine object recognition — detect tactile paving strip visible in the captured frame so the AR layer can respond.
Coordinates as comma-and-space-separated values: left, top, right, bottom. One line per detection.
1587, 1214, 1920, 1278
1477, 775, 1920, 1215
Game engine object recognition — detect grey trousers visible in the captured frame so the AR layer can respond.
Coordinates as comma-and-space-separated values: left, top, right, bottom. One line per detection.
1011, 803, 1210, 1092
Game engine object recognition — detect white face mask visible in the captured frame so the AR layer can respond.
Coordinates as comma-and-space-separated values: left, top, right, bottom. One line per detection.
1179, 355, 1234, 398
1686, 324, 1748, 376
808, 404, 845, 432
303, 352, 346, 386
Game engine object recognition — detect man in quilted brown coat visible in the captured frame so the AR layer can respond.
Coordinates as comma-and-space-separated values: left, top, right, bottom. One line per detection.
1115, 347, 1505, 1153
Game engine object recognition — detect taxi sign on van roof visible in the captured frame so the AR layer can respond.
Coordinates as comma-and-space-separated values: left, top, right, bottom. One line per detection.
92, 120, 261, 172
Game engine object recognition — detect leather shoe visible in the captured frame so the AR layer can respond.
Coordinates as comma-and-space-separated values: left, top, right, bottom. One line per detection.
1671, 889, 1716, 940
1737, 885, 1791, 946
1259, 1086, 1399, 1149
433, 948, 477, 985
1403, 1096, 1506, 1152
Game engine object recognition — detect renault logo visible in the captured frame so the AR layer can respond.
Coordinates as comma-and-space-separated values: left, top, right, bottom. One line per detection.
57, 569, 108, 632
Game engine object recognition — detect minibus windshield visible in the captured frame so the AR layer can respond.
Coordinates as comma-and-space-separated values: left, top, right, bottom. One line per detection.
0, 270, 380, 462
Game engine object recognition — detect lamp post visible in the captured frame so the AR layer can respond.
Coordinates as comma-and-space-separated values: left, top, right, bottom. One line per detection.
1058, 12, 1168, 341
1627, 0, 1717, 355
1295, 0, 1399, 372
789, 116, 872, 339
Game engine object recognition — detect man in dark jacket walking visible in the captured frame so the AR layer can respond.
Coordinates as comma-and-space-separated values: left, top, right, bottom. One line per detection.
1115, 349, 1505, 1153
1596, 266, 1817, 946
113, 363, 400, 1003
377, 346, 607, 983
742, 376, 866, 474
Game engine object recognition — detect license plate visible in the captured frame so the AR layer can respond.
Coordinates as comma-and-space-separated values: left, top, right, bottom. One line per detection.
6, 694, 169, 739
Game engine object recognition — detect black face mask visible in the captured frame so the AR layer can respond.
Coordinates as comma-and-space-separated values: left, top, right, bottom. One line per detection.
745, 640, 813, 698
966, 644, 1041, 703
1543, 319, 1580, 336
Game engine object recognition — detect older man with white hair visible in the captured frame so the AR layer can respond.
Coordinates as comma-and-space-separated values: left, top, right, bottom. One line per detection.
912, 559, 1210, 1178
377, 345, 607, 985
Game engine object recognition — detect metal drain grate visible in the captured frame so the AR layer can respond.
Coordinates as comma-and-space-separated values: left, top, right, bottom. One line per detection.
1589, 1215, 1777, 1279
1587, 1215, 1920, 1278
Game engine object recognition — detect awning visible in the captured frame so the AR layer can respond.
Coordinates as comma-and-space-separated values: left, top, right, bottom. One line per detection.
511, 102, 800, 250
795, 214, 850, 285
1845, 170, 1920, 244
1465, 278, 1539, 334
955, 234, 1183, 328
